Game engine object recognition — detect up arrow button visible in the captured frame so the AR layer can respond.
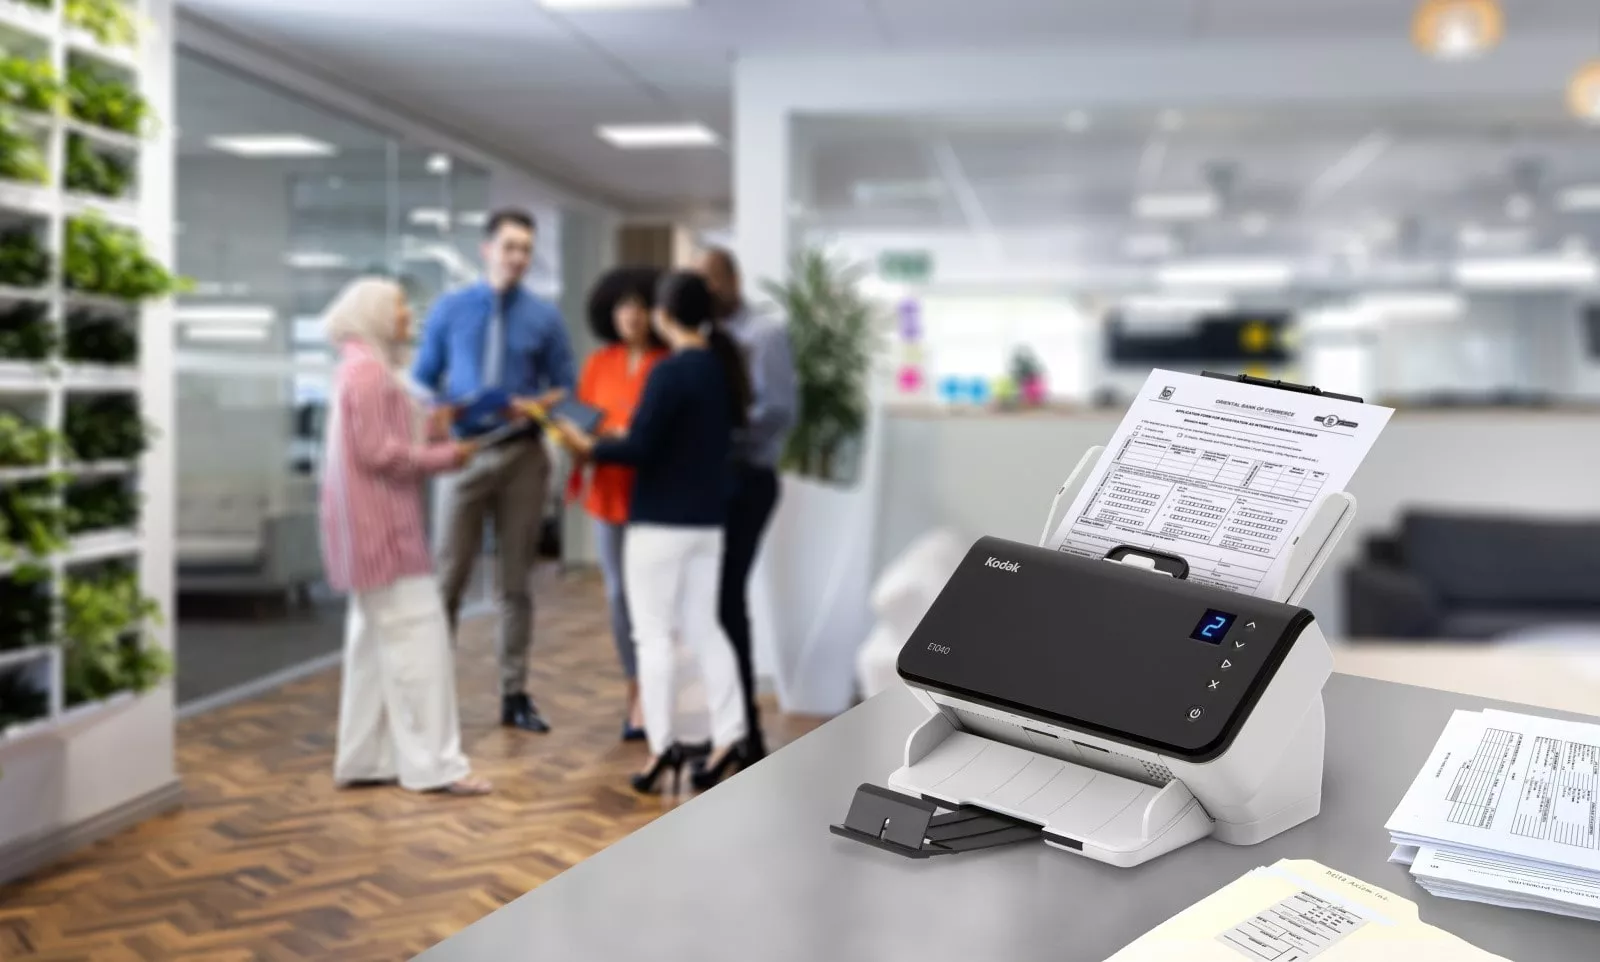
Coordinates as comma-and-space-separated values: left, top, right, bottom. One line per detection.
1245, 621, 1257, 631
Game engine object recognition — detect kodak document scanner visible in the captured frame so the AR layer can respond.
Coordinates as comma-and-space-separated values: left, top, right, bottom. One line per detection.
832, 427, 1354, 868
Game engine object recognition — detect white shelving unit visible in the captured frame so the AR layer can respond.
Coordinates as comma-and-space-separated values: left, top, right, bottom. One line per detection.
0, 0, 150, 745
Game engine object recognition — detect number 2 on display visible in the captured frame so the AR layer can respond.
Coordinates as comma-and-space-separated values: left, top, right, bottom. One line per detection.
1190, 609, 1236, 643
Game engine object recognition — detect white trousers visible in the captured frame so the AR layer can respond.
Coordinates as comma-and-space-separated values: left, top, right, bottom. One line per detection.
335, 574, 472, 791
623, 524, 748, 757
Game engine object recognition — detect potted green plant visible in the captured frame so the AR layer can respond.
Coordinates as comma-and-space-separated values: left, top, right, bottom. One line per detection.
65, 133, 133, 198
65, 476, 137, 534
0, 55, 63, 113
0, 412, 64, 467
0, 115, 48, 184
753, 248, 888, 714
65, 308, 137, 365
65, 214, 185, 301
61, 563, 168, 707
0, 302, 57, 361
64, 392, 148, 461
0, 227, 50, 288
0, 476, 69, 561
762, 248, 883, 483
65, 0, 137, 49
66, 66, 148, 137
0, 572, 53, 652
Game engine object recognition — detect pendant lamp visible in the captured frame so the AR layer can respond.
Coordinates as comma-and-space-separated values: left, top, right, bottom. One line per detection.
1574, 61, 1600, 123
1412, 0, 1504, 61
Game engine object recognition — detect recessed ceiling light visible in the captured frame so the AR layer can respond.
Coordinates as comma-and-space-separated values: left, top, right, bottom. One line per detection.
174, 304, 276, 325
1121, 293, 1233, 314
1454, 256, 1599, 288
426, 153, 452, 176
539, 0, 691, 8
207, 134, 337, 158
1457, 223, 1529, 251
409, 208, 451, 228
1123, 233, 1177, 258
597, 123, 720, 149
1157, 259, 1294, 289
457, 210, 489, 227
1557, 185, 1600, 211
1065, 110, 1091, 133
283, 252, 351, 269
185, 323, 272, 343
1353, 292, 1465, 316
1134, 192, 1219, 221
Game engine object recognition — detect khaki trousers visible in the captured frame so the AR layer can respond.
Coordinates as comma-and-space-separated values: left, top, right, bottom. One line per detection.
437, 437, 551, 697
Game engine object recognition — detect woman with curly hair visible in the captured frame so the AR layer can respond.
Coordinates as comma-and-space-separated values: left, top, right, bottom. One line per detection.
570, 267, 668, 741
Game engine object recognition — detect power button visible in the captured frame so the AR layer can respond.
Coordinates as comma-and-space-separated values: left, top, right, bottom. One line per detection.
1186, 706, 1205, 722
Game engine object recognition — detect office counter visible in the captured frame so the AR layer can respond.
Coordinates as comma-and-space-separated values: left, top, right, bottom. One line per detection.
875, 406, 1600, 638
415, 675, 1598, 962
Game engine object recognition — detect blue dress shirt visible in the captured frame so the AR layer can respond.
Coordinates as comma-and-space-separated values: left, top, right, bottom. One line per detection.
410, 282, 577, 433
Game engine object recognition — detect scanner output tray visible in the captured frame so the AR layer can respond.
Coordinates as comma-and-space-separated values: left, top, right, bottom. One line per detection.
887, 727, 1213, 867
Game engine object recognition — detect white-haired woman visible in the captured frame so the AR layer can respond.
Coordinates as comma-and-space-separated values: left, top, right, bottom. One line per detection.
320, 277, 492, 796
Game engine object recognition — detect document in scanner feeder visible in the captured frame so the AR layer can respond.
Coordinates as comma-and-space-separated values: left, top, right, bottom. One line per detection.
1103, 859, 1510, 961
1047, 370, 1392, 598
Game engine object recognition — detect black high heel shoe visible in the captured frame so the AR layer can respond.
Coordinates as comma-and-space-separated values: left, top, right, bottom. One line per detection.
690, 739, 755, 791
630, 744, 688, 795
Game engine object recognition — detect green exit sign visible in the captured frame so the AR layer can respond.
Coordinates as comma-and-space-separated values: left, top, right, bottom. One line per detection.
878, 250, 933, 283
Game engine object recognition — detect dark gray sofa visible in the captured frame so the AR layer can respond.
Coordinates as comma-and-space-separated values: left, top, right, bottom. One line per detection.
1344, 511, 1600, 640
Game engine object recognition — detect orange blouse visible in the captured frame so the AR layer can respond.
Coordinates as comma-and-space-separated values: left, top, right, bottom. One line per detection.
569, 343, 667, 524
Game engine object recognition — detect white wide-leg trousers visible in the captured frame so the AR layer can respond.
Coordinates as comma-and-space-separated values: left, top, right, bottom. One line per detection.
623, 524, 748, 758
334, 574, 472, 791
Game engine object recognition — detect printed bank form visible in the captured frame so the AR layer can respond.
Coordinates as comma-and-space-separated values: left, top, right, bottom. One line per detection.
1046, 370, 1392, 598
1104, 859, 1509, 962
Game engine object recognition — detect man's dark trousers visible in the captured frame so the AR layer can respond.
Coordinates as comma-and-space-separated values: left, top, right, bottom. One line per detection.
719, 462, 779, 748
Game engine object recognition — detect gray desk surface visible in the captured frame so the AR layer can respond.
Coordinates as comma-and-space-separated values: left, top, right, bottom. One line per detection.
417, 675, 1596, 961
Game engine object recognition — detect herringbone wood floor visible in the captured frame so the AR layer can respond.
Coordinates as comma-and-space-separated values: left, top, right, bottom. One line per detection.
0, 567, 824, 961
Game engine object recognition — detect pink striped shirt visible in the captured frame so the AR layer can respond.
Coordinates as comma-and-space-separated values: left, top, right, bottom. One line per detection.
320, 341, 460, 594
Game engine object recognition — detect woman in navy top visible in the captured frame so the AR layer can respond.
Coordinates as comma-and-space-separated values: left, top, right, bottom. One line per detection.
549, 271, 755, 794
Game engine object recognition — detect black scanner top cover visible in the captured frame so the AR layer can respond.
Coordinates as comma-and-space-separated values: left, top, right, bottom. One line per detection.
896, 536, 1315, 763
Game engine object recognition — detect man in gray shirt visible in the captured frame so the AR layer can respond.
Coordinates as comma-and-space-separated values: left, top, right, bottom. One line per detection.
698, 247, 798, 760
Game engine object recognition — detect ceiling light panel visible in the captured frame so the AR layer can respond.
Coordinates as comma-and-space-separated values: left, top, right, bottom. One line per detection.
1157, 259, 1295, 289
1134, 192, 1219, 221
539, 0, 691, 7
1454, 256, 1599, 288
597, 123, 720, 149
207, 134, 337, 158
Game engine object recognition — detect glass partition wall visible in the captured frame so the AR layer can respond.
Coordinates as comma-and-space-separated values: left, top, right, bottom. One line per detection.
791, 105, 1600, 410
173, 50, 500, 709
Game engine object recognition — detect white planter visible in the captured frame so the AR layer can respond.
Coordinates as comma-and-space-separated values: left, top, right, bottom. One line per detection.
751, 473, 878, 716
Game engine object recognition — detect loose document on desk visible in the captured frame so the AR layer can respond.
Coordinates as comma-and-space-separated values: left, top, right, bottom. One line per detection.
1045, 370, 1392, 598
1387, 708, 1600, 921
1103, 858, 1509, 961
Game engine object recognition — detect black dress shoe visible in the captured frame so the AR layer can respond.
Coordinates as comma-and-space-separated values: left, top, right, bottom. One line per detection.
502, 693, 550, 732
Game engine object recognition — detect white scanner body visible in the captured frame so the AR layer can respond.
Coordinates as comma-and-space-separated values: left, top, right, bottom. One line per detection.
884, 446, 1351, 868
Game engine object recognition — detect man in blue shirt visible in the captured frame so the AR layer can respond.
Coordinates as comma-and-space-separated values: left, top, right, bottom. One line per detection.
412, 208, 575, 733
697, 247, 799, 760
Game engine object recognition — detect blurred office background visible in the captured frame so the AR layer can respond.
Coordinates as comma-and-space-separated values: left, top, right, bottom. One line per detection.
9, 0, 1600, 953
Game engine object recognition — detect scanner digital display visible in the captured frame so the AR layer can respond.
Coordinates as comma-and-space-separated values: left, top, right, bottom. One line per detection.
1190, 609, 1236, 643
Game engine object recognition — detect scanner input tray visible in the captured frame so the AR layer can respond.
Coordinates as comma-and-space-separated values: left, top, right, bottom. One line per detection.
888, 730, 1213, 865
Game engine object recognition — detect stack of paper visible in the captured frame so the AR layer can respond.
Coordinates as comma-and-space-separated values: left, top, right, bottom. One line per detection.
1105, 858, 1508, 961
1044, 369, 1392, 601
1387, 708, 1600, 922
